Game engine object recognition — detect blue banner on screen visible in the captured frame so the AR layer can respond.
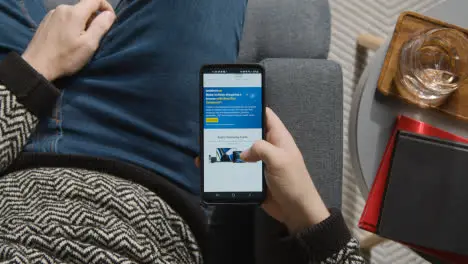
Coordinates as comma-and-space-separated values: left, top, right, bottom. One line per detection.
204, 87, 262, 129
203, 73, 263, 193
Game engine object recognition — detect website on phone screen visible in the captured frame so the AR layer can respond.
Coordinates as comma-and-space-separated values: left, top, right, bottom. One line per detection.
203, 71, 263, 193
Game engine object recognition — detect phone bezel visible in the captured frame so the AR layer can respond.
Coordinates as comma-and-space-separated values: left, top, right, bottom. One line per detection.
199, 64, 266, 205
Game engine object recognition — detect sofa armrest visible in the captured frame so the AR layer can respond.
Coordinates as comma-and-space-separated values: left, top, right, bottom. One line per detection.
239, 0, 331, 63
260, 58, 343, 209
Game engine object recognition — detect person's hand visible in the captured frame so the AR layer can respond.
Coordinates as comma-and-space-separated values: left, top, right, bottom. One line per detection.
21, 0, 116, 81
194, 108, 330, 233
240, 107, 330, 233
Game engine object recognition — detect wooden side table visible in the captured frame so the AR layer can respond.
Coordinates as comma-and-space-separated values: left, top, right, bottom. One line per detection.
349, 0, 468, 256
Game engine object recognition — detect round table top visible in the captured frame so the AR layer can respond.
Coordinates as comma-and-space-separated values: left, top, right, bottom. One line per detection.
349, 0, 468, 198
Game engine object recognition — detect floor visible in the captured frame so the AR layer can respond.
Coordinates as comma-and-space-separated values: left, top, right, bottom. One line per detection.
330, 0, 447, 263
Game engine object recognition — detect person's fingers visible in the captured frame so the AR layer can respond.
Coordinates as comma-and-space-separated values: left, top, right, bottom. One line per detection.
85, 11, 98, 30
194, 157, 200, 168
45, 9, 55, 19
84, 10, 115, 46
39, 9, 55, 30
261, 192, 273, 212
265, 107, 297, 150
241, 140, 279, 164
76, 0, 113, 17
265, 107, 288, 132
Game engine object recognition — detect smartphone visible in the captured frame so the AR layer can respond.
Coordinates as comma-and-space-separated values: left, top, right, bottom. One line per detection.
200, 64, 266, 204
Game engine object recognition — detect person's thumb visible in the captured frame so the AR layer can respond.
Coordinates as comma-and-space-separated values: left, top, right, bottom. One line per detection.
86, 11, 115, 45
241, 140, 278, 164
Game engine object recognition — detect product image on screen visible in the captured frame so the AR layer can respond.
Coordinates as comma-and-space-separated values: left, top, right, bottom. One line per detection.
209, 148, 245, 163
203, 69, 263, 194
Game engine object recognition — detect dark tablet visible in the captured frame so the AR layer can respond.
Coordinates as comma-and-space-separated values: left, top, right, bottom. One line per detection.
379, 131, 468, 255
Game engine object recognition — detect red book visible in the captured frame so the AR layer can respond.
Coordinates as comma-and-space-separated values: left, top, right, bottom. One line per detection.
359, 115, 468, 263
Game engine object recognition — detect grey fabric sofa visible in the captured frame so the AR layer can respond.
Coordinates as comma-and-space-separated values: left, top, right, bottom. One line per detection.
240, 0, 343, 210
241, 2, 343, 262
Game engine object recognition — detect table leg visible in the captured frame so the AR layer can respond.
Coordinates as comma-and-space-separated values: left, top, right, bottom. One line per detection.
357, 34, 385, 51
360, 234, 386, 250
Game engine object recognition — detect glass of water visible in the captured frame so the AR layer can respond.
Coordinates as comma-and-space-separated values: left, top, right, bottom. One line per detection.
396, 28, 468, 107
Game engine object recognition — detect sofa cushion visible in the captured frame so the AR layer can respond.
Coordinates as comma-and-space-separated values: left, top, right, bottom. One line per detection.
261, 58, 342, 209
239, 0, 331, 62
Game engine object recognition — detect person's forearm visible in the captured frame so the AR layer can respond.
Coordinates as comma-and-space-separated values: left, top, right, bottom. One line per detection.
295, 209, 367, 264
0, 52, 59, 173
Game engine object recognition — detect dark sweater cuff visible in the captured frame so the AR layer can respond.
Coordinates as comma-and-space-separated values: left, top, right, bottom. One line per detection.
296, 208, 352, 262
0, 52, 59, 117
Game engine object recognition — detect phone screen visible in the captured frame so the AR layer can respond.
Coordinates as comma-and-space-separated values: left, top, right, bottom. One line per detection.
201, 65, 265, 203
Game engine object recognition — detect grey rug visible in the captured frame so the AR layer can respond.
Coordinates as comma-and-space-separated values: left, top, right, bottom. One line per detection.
330, 0, 447, 263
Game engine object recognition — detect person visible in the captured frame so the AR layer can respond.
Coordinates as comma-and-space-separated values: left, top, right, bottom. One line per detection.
0, 0, 366, 263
